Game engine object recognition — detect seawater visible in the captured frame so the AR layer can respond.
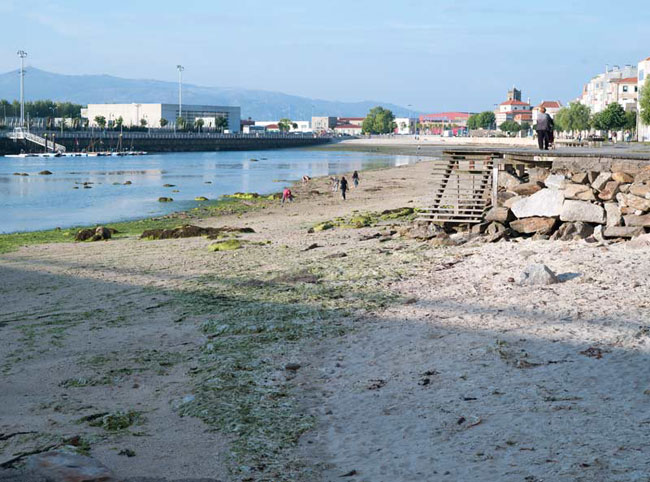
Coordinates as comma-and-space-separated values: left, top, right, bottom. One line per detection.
0, 148, 417, 233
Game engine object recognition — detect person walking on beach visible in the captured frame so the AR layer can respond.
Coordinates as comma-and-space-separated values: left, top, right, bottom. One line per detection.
281, 187, 293, 204
330, 176, 340, 192
340, 176, 349, 200
535, 107, 554, 150
352, 170, 359, 188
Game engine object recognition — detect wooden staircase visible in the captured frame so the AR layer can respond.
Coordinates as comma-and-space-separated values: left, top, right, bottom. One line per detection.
417, 151, 498, 224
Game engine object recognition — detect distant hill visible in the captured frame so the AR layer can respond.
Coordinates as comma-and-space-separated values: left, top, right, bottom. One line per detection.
0, 68, 418, 120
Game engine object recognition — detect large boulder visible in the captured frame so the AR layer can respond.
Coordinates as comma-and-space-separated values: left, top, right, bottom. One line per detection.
563, 183, 596, 201
603, 226, 645, 238
591, 172, 612, 191
92, 226, 112, 241
518, 264, 559, 286
604, 203, 622, 227
623, 214, 650, 227
549, 222, 594, 241
560, 200, 605, 224
543, 174, 567, 190
511, 189, 565, 218
617, 193, 650, 212
597, 181, 620, 201
510, 182, 543, 196
485, 207, 513, 224
627, 233, 650, 249
74, 229, 95, 241
510, 217, 556, 234
498, 171, 523, 190
27, 451, 115, 482
528, 167, 550, 184
629, 181, 650, 198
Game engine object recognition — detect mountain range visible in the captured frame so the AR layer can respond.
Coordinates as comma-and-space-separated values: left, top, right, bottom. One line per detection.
0, 68, 419, 120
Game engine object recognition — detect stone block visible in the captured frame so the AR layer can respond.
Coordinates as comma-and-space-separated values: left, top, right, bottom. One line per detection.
563, 183, 595, 201
603, 226, 645, 238
528, 167, 550, 183
591, 172, 612, 191
617, 193, 650, 212
518, 264, 559, 286
510, 182, 543, 196
485, 207, 513, 224
612, 172, 634, 183
510, 217, 557, 234
550, 222, 594, 241
629, 181, 650, 198
511, 189, 565, 218
560, 200, 605, 224
571, 172, 589, 184
597, 180, 620, 201
498, 171, 523, 190
544, 174, 567, 190
604, 203, 622, 227
623, 214, 650, 227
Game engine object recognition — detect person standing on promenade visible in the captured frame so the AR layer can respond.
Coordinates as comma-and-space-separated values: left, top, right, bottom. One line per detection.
535, 107, 554, 150
352, 170, 360, 188
340, 176, 349, 200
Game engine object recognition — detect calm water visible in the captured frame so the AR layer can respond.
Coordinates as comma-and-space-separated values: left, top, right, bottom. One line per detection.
0, 149, 416, 233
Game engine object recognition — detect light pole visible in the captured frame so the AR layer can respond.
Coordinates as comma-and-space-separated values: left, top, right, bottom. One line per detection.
176, 65, 184, 122
17, 50, 27, 128
134, 104, 141, 128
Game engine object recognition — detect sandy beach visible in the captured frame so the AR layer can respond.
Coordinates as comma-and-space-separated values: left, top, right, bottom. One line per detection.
2, 158, 650, 481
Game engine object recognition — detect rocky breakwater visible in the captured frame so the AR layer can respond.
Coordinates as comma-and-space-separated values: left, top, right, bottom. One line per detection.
486, 165, 650, 242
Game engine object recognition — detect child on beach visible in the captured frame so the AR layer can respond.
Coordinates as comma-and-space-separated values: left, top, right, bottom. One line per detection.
282, 187, 293, 204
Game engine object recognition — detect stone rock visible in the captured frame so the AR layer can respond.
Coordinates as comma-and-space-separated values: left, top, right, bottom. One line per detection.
587, 171, 600, 184
510, 182, 543, 196
503, 195, 521, 209
194, 196, 209, 201
497, 191, 517, 206
617, 193, 650, 212
528, 167, 550, 184
141, 224, 254, 240
603, 226, 645, 238
93, 226, 112, 241
485, 207, 512, 224
158, 197, 173, 202
549, 222, 594, 241
627, 233, 650, 249
571, 172, 589, 184
510, 217, 556, 234
597, 180, 620, 201
619, 183, 631, 193
399, 222, 442, 240
629, 181, 650, 198
612, 172, 634, 183
518, 264, 559, 286
285, 362, 301, 371
636, 170, 650, 183
511, 189, 565, 218
544, 174, 567, 190
591, 172, 612, 191
27, 451, 115, 482
74, 229, 95, 241
623, 213, 650, 227
604, 203, 622, 227
563, 183, 595, 201
560, 200, 605, 224
123, 180, 132, 185
39, 170, 53, 175
498, 171, 523, 190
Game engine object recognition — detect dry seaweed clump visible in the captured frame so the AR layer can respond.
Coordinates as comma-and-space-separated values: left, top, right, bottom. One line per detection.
208, 239, 242, 251
140, 224, 255, 240
308, 207, 416, 232
78, 410, 144, 432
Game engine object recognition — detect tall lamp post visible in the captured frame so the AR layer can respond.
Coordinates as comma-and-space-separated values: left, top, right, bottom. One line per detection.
17, 50, 27, 128
176, 65, 184, 123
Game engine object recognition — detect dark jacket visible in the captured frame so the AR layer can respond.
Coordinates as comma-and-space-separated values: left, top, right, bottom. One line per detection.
536, 113, 554, 132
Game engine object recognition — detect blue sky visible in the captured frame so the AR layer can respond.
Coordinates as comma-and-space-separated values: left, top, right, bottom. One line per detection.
1, 0, 649, 112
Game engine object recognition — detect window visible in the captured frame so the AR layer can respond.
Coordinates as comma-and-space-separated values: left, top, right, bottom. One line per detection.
623, 86, 628, 92
640, 70, 645, 81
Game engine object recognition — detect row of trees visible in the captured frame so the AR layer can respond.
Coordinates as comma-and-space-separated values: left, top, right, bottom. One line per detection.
0, 99, 83, 119
467, 111, 496, 130
553, 102, 636, 133
92, 115, 230, 132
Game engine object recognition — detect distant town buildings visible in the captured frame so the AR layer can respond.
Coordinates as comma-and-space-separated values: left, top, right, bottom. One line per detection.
418, 112, 471, 135
81, 103, 241, 132
577, 65, 638, 114
311, 116, 338, 132
394, 117, 417, 135
494, 88, 532, 127
254, 120, 311, 133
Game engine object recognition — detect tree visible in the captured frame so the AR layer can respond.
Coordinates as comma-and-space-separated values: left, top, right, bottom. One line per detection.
115, 116, 124, 129
553, 102, 590, 133
624, 111, 637, 131
520, 121, 531, 132
478, 111, 496, 129
466, 114, 479, 130
278, 118, 293, 132
140, 118, 148, 127
195, 118, 204, 132
361, 106, 396, 134
176, 117, 186, 130
640, 78, 650, 126
215, 116, 228, 133
159, 118, 168, 128
592, 102, 626, 132
94, 115, 106, 129
499, 120, 521, 133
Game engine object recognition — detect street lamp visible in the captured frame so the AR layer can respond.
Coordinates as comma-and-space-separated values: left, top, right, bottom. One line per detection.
17, 50, 27, 128
176, 65, 184, 121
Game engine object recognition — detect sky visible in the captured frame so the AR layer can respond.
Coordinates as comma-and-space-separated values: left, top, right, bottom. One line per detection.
1, 0, 649, 112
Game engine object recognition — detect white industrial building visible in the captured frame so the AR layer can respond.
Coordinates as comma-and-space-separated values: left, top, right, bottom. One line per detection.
254, 120, 311, 132
81, 103, 241, 132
